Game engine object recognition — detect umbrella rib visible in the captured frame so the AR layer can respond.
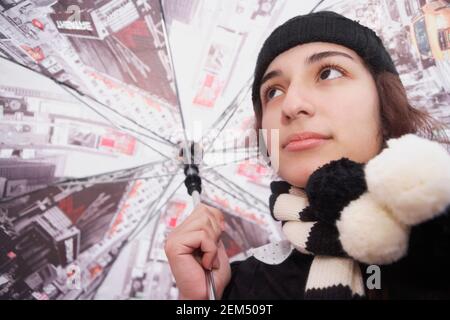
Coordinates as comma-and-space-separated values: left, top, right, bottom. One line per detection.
57, 172, 183, 187
200, 176, 245, 204
216, 174, 254, 208
202, 153, 260, 170
127, 178, 183, 242
202, 78, 253, 155
204, 168, 269, 209
121, 198, 160, 245
0, 159, 171, 203
121, 170, 178, 243
310, 0, 328, 13
67, 86, 175, 147
57, 85, 175, 159
159, 0, 189, 145
127, 177, 184, 243
87, 249, 126, 300
202, 77, 252, 140
207, 146, 259, 154
201, 175, 265, 210
145, 180, 184, 263
57, 159, 170, 184
0, 56, 176, 149
201, 170, 250, 206
89, 170, 180, 299
56, 78, 175, 151
202, 103, 240, 152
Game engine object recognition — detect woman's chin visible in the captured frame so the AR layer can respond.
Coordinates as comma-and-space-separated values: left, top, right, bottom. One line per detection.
278, 164, 314, 188
278, 155, 340, 188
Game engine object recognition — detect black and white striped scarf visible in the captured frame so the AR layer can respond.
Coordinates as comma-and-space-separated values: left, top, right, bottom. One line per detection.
269, 159, 366, 299
269, 134, 450, 300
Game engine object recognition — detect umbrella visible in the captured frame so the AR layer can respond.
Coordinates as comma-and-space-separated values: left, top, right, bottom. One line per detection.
1, 0, 449, 300
0, 0, 294, 300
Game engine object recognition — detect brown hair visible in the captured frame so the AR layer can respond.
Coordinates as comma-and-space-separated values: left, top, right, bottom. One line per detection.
375, 72, 449, 146
253, 71, 449, 148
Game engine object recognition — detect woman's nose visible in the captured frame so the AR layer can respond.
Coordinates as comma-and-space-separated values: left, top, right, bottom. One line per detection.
281, 86, 315, 120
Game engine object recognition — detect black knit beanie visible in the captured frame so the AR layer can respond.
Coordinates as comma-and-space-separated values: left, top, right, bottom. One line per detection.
252, 11, 398, 112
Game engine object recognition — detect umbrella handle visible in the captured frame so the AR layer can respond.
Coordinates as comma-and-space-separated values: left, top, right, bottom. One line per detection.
192, 191, 218, 300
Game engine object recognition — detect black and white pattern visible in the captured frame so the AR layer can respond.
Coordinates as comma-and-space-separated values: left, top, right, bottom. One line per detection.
269, 134, 450, 300
270, 177, 366, 299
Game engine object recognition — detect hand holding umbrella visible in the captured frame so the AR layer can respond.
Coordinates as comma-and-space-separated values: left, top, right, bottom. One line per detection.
164, 142, 231, 300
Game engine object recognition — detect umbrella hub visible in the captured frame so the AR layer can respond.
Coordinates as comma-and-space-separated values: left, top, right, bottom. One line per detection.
178, 141, 203, 166
178, 141, 203, 196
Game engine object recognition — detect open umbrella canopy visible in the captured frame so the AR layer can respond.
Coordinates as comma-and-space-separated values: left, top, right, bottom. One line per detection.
0, 0, 449, 300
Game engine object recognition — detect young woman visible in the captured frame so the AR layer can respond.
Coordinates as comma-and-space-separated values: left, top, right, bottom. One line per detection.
165, 11, 450, 299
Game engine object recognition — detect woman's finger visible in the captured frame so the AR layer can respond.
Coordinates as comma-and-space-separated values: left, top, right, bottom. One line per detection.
177, 213, 220, 241
179, 230, 218, 270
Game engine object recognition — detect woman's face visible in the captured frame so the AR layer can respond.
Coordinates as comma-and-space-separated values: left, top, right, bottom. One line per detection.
260, 42, 383, 188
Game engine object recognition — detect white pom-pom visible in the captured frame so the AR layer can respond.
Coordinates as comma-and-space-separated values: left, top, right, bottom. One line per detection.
337, 193, 409, 265
365, 134, 450, 226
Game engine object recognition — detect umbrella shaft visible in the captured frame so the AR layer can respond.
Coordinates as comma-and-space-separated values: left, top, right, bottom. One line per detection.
191, 191, 217, 300
192, 191, 201, 206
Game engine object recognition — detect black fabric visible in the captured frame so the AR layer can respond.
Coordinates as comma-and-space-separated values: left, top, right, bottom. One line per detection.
221, 250, 314, 300
304, 285, 357, 300
304, 222, 346, 256
252, 11, 398, 111
375, 205, 450, 299
305, 158, 367, 223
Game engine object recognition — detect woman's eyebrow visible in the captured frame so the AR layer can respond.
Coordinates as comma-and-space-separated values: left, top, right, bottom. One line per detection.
260, 51, 354, 89
260, 70, 282, 88
306, 51, 354, 65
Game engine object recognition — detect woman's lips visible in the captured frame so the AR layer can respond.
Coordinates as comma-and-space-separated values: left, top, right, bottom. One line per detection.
284, 138, 329, 152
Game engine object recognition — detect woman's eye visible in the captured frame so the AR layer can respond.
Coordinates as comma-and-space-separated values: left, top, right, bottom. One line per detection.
266, 88, 283, 100
319, 67, 343, 81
